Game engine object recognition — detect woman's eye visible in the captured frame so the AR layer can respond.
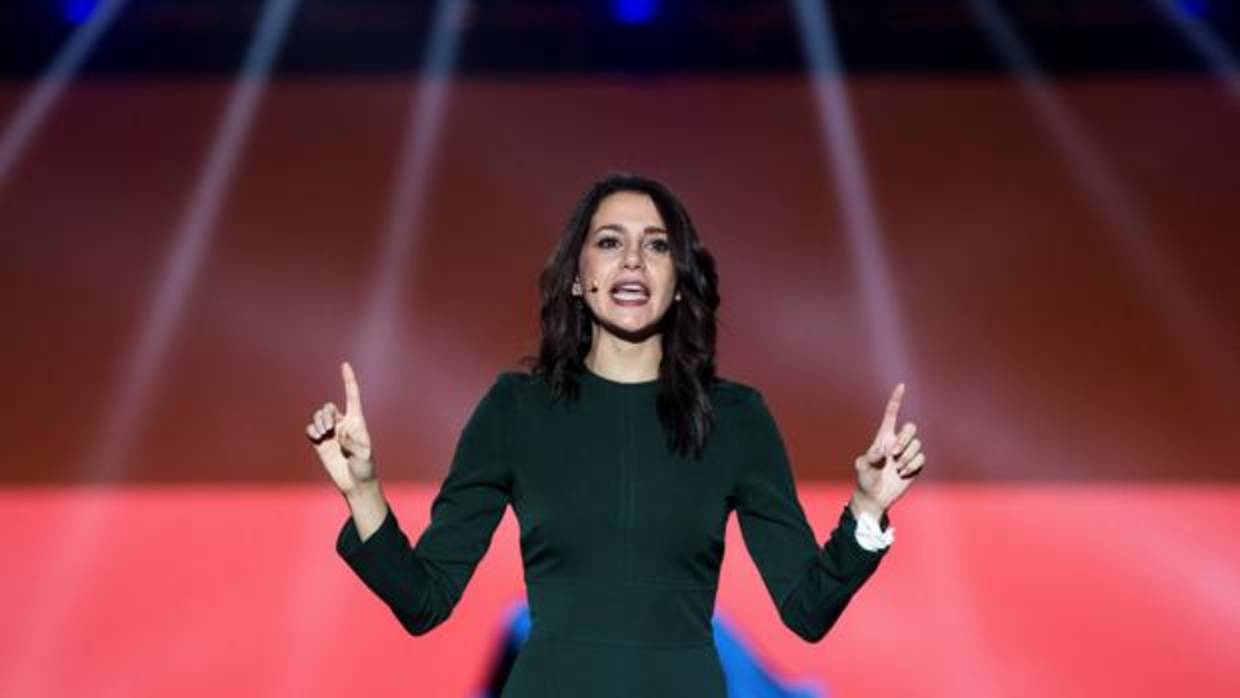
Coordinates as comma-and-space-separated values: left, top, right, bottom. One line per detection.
597, 237, 620, 249
647, 238, 670, 253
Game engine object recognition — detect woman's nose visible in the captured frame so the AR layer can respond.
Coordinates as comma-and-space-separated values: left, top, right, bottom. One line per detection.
623, 244, 643, 269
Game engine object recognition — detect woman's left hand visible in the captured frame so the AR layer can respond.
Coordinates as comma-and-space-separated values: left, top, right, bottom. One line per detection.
851, 383, 925, 518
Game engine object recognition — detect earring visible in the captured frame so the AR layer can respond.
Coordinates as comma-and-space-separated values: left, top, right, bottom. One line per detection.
674, 291, 681, 301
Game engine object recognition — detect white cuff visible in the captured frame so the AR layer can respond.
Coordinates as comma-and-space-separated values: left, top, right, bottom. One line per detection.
853, 510, 894, 551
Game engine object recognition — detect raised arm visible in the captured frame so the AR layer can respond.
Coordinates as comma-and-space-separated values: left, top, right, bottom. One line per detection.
733, 389, 890, 643
324, 372, 515, 636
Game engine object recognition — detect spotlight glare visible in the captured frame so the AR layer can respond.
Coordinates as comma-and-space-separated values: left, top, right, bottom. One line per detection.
62, 0, 99, 24
1177, 0, 1211, 19
613, 0, 659, 25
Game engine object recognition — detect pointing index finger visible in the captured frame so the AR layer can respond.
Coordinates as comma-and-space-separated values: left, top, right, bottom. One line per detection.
342, 361, 363, 416
879, 382, 906, 436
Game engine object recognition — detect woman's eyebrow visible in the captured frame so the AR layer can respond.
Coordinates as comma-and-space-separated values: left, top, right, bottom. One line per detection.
592, 224, 668, 236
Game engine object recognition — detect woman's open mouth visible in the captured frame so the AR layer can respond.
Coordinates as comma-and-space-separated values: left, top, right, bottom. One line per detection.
610, 281, 650, 306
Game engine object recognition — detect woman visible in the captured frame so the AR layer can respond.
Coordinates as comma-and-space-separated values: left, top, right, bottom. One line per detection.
306, 173, 926, 697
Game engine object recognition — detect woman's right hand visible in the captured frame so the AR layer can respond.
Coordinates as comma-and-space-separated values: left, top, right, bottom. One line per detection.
306, 361, 376, 494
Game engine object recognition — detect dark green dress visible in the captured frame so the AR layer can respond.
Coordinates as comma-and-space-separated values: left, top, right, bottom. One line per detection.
337, 368, 889, 697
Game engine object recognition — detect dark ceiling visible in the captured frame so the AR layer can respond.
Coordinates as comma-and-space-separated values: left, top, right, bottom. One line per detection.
1, 0, 1237, 76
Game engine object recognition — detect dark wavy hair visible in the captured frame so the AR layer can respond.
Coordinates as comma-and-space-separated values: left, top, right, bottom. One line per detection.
520, 173, 721, 460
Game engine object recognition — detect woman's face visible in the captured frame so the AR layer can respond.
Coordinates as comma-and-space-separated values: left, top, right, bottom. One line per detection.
574, 191, 678, 339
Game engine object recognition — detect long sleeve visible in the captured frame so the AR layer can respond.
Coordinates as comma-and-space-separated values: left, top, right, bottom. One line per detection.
335, 374, 515, 636
733, 389, 890, 643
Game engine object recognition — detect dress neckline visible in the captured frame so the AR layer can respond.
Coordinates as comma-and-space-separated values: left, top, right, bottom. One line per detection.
577, 365, 661, 390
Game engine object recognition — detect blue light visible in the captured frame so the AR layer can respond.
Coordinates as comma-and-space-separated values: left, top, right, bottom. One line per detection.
612, 0, 659, 25
63, 0, 100, 25
1178, 0, 1211, 18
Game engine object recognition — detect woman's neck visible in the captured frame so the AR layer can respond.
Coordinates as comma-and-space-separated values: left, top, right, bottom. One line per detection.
583, 329, 662, 384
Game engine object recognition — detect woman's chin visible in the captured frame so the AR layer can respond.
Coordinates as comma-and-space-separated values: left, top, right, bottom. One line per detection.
595, 314, 665, 342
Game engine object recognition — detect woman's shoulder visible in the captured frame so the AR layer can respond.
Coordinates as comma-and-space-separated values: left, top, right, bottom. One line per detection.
488, 369, 551, 408
708, 375, 765, 412
488, 369, 538, 397
708, 377, 782, 453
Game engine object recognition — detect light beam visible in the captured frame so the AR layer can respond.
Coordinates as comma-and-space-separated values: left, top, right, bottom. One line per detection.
350, 0, 473, 415
1, 2, 303, 695
275, 1, 471, 692
1152, 0, 1240, 102
966, 0, 1240, 411
790, 3, 998, 695
0, 0, 128, 193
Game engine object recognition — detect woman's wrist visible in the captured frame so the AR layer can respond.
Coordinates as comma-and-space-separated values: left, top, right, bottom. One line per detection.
849, 488, 885, 522
343, 478, 388, 543
344, 476, 382, 502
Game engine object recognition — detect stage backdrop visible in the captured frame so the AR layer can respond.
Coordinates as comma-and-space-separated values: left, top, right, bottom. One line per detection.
1, 76, 1237, 697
